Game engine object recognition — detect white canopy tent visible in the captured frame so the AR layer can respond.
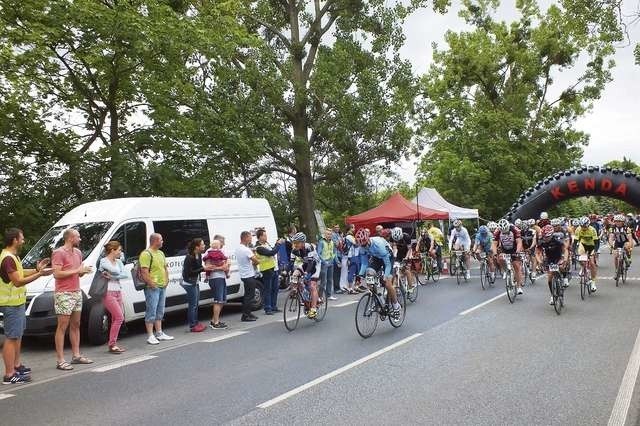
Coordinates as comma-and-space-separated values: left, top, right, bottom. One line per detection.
411, 188, 479, 220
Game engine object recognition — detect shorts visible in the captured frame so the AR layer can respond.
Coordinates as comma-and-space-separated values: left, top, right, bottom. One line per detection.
369, 256, 393, 279
209, 278, 227, 304
0, 305, 26, 339
498, 250, 521, 262
614, 240, 628, 249
578, 244, 595, 256
54, 291, 83, 316
477, 244, 491, 254
144, 287, 166, 323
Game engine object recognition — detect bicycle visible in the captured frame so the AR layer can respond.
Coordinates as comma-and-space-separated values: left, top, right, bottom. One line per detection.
394, 261, 418, 303
614, 247, 629, 287
453, 250, 468, 285
355, 268, 407, 338
283, 273, 328, 331
413, 253, 440, 286
578, 254, 594, 301
501, 253, 517, 303
548, 263, 564, 315
476, 252, 494, 290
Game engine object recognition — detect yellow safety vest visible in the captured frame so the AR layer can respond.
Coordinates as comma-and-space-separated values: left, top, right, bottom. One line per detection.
0, 250, 26, 306
256, 243, 276, 272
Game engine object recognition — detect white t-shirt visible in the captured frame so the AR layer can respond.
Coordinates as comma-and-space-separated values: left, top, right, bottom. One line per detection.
235, 245, 256, 279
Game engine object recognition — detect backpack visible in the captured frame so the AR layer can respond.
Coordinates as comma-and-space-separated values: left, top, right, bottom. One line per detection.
131, 250, 153, 291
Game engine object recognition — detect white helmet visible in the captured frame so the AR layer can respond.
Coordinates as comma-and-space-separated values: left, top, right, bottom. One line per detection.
514, 218, 522, 228
540, 212, 549, 220
487, 221, 498, 232
498, 219, 510, 233
390, 227, 403, 242
528, 219, 536, 226
550, 218, 561, 227
571, 218, 580, 227
453, 219, 462, 228
580, 216, 589, 226
614, 214, 625, 222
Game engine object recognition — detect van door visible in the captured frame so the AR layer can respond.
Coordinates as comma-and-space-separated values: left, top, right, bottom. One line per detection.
108, 220, 149, 320
151, 219, 210, 313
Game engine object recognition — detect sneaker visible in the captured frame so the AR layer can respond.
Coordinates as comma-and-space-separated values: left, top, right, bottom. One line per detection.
549, 296, 555, 305
155, 332, 174, 341
465, 271, 471, 280
190, 323, 206, 333
590, 282, 597, 292
490, 272, 496, 281
328, 296, 338, 301
517, 287, 523, 295
15, 364, 31, 375
530, 272, 536, 280
392, 304, 401, 316
147, 334, 160, 345
3, 373, 31, 385
307, 308, 317, 319
562, 278, 569, 288
241, 315, 257, 322
502, 272, 507, 280
264, 311, 274, 316
210, 322, 228, 329
335, 289, 344, 294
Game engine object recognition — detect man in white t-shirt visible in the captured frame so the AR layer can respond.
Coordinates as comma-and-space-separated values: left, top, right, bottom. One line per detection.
235, 231, 260, 322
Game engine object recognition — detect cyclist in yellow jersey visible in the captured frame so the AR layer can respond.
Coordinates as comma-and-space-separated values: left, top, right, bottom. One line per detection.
427, 223, 445, 270
575, 216, 598, 292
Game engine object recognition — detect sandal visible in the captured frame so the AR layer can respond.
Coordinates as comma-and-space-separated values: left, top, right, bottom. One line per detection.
71, 356, 94, 365
108, 346, 125, 354
56, 361, 74, 371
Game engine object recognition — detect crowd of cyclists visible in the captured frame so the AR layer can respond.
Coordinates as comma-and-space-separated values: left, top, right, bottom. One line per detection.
286, 211, 639, 323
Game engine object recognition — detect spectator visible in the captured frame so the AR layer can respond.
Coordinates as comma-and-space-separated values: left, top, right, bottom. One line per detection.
182, 238, 214, 333
375, 225, 383, 236
344, 226, 362, 294
235, 231, 260, 322
52, 228, 94, 370
1, 228, 51, 384
317, 229, 337, 301
140, 233, 173, 345
204, 238, 229, 329
98, 241, 128, 354
331, 225, 344, 294
255, 229, 284, 315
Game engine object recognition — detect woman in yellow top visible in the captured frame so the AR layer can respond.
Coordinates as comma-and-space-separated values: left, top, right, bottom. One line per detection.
575, 217, 599, 292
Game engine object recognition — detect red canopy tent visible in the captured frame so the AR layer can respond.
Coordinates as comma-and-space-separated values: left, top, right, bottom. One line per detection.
345, 193, 448, 231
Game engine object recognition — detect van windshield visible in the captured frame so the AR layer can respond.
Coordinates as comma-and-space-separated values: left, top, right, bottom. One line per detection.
22, 222, 113, 268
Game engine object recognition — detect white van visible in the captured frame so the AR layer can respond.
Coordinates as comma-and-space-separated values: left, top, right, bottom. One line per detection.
16, 197, 278, 344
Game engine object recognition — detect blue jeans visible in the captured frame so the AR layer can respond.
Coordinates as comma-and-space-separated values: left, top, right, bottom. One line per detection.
144, 287, 166, 323
320, 263, 334, 297
180, 282, 200, 328
348, 256, 360, 284
261, 269, 279, 312
271, 270, 279, 311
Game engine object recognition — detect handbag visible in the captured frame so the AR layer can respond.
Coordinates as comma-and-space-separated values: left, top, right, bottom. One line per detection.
88, 273, 109, 299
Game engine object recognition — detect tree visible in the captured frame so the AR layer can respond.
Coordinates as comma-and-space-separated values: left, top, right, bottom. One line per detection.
220, 0, 450, 239
416, 0, 623, 219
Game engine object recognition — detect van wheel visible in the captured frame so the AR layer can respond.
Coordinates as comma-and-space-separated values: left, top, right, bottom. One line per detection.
87, 302, 110, 345
251, 280, 264, 311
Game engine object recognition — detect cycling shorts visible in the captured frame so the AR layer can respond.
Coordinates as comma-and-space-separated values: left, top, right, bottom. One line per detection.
578, 244, 595, 256
369, 255, 393, 279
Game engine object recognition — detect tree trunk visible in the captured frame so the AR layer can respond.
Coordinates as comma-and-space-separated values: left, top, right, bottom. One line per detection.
292, 119, 318, 242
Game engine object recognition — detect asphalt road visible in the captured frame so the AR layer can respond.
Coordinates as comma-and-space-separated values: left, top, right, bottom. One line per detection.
2, 249, 640, 425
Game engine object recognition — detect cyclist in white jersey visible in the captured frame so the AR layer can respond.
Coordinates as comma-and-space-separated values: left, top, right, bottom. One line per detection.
448, 220, 471, 279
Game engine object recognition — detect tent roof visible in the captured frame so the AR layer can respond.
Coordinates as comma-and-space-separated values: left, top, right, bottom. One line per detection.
346, 193, 448, 226
411, 188, 478, 220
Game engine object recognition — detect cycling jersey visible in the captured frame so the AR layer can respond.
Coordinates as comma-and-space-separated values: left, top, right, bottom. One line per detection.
611, 226, 632, 248
493, 226, 521, 254
449, 227, 471, 251
575, 226, 598, 247
395, 233, 412, 260
428, 227, 444, 246
521, 229, 535, 250
417, 233, 432, 253
540, 233, 565, 264
359, 236, 393, 278
474, 233, 493, 253
291, 243, 321, 279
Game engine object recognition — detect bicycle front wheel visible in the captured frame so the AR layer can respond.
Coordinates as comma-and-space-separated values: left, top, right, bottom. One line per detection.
553, 277, 563, 315
315, 282, 328, 322
580, 272, 587, 300
623, 259, 628, 284
389, 286, 407, 328
355, 293, 378, 338
506, 271, 516, 303
413, 269, 425, 286
480, 262, 487, 290
283, 292, 302, 331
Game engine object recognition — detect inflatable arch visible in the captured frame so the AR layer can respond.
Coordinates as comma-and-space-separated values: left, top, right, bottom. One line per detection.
505, 166, 640, 221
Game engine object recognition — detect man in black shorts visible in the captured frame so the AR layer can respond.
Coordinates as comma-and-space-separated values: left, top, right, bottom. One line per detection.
538, 225, 569, 306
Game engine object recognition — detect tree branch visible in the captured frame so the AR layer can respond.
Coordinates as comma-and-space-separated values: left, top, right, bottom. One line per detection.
247, 15, 291, 48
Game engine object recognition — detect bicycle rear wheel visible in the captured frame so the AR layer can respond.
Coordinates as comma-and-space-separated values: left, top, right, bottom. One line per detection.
480, 262, 487, 290
283, 292, 302, 331
506, 271, 516, 303
314, 283, 328, 322
623, 259, 628, 284
389, 285, 407, 328
355, 293, 378, 338
615, 259, 621, 287
553, 277, 563, 315
431, 263, 441, 282
413, 269, 426, 286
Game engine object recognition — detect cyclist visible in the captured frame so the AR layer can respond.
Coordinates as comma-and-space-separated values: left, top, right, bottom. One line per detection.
628, 213, 639, 246
551, 218, 571, 287
589, 214, 602, 255
610, 214, 633, 271
538, 225, 569, 305
357, 228, 401, 316
416, 228, 435, 272
390, 227, 416, 290
538, 212, 551, 229
473, 225, 495, 281
290, 232, 321, 319
575, 216, 599, 292
519, 220, 538, 279
427, 223, 445, 270
448, 219, 471, 280
492, 219, 525, 294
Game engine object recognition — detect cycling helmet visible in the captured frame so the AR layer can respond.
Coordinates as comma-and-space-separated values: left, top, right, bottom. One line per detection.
498, 219, 510, 233
514, 218, 522, 228
579, 216, 589, 227
453, 219, 462, 228
540, 212, 549, 220
487, 221, 498, 232
520, 221, 529, 230
542, 224, 554, 239
528, 219, 536, 226
571, 218, 579, 227
628, 213, 634, 217
550, 218, 561, 227
292, 232, 307, 242
355, 228, 370, 246
391, 227, 403, 242
478, 225, 488, 235
614, 214, 625, 222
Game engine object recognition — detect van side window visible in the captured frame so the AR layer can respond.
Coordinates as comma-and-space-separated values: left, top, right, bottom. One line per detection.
152, 220, 210, 258
111, 222, 147, 264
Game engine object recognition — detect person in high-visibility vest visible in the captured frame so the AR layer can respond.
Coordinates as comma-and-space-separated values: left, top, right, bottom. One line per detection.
1, 228, 52, 384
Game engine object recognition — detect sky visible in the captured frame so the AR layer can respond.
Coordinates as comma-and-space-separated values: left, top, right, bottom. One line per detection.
397, 0, 640, 183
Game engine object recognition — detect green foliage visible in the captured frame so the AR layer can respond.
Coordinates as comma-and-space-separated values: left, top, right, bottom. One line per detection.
416, 0, 623, 220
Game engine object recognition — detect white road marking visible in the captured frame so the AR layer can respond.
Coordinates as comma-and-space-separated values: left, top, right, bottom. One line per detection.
257, 333, 423, 409
92, 355, 157, 373
0, 393, 15, 401
201, 331, 248, 343
458, 292, 507, 316
608, 326, 640, 426
333, 300, 358, 307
